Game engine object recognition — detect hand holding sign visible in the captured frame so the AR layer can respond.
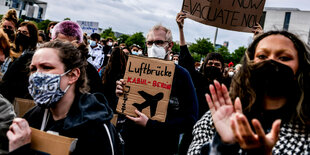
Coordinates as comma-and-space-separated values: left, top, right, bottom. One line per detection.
127, 109, 149, 127
7, 118, 32, 152
176, 12, 187, 29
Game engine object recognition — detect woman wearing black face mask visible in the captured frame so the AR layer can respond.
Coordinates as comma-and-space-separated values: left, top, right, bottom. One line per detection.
0, 9, 18, 44
189, 31, 310, 155
0, 22, 38, 102
14, 22, 38, 55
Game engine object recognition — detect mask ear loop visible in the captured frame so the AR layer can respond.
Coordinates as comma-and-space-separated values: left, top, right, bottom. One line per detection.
60, 69, 72, 93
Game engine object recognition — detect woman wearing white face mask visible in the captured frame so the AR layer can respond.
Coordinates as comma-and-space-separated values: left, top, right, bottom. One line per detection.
7, 40, 119, 155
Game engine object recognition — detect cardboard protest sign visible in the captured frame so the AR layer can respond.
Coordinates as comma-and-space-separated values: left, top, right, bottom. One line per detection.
116, 55, 175, 122
30, 127, 77, 155
182, 0, 266, 32
13, 98, 35, 117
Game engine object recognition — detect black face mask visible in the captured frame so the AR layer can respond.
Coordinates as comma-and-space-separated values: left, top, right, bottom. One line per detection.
3, 28, 15, 42
250, 60, 298, 98
15, 33, 31, 51
203, 66, 222, 81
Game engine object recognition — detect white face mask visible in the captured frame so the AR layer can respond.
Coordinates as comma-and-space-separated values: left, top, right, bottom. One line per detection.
147, 44, 167, 59
174, 60, 178, 65
107, 42, 113, 46
228, 71, 234, 77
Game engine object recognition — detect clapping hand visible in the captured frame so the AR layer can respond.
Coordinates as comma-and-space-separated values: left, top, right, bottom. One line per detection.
231, 113, 281, 154
206, 80, 242, 144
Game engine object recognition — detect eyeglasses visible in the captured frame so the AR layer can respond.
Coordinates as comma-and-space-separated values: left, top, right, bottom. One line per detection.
146, 40, 169, 47
207, 62, 221, 67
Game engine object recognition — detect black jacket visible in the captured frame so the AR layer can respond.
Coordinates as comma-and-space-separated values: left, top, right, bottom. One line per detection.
9, 93, 119, 155
120, 65, 199, 155
0, 51, 34, 102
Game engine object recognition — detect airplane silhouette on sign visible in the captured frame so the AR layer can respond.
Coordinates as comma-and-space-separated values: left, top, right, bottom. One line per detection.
132, 91, 164, 117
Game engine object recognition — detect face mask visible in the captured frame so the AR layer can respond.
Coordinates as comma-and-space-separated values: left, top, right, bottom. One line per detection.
90, 40, 97, 47
15, 33, 31, 49
50, 28, 53, 34
228, 71, 234, 77
131, 51, 138, 55
147, 44, 167, 59
107, 42, 113, 46
250, 60, 297, 97
3, 28, 15, 42
28, 70, 71, 108
203, 66, 222, 81
174, 60, 179, 65
138, 50, 143, 55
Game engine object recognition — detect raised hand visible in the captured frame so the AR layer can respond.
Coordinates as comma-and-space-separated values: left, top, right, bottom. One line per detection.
176, 12, 186, 29
206, 80, 242, 144
252, 22, 263, 39
231, 113, 281, 154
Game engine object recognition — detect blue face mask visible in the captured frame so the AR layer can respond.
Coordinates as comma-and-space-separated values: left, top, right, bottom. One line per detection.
28, 70, 71, 108
131, 51, 138, 55
89, 40, 97, 47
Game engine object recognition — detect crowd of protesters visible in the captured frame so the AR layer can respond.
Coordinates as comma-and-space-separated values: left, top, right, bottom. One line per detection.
0, 8, 309, 155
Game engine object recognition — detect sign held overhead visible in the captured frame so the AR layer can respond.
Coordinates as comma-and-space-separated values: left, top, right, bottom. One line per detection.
182, 0, 266, 32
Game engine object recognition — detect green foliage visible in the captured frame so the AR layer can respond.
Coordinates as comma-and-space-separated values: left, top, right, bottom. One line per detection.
216, 46, 231, 63
37, 19, 51, 31
64, 17, 71, 21
191, 52, 203, 62
171, 41, 180, 53
118, 34, 130, 45
101, 27, 116, 40
231, 46, 247, 64
188, 38, 214, 57
125, 32, 145, 50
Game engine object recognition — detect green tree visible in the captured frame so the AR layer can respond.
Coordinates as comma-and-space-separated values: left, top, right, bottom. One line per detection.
101, 27, 116, 40
231, 46, 247, 64
125, 32, 145, 50
37, 19, 51, 31
171, 41, 180, 53
188, 38, 214, 60
64, 17, 71, 21
118, 34, 130, 44
216, 46, 231, 63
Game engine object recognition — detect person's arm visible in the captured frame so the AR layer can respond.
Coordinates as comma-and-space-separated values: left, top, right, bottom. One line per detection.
176, 12, 197, 74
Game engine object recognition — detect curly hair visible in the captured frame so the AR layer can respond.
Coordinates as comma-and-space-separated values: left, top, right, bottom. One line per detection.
38, 40, 89, 94
230, 31, 310, 124
1, 9, 18, 28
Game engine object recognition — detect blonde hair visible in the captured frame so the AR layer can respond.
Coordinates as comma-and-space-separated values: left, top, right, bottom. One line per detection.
1, 9, 18, 28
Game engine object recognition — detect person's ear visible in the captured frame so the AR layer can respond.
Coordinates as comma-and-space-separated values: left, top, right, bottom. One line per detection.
168, 42, 174, 51
67, 68, 80, 85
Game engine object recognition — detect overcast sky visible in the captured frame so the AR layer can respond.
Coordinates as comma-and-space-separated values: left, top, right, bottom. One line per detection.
43, 0, 310, 52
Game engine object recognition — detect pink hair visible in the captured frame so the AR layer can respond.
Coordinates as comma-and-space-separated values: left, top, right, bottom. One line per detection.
51, 21, 83, 43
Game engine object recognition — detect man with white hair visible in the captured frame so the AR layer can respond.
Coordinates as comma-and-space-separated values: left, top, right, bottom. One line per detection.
116, 24, 198, 155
